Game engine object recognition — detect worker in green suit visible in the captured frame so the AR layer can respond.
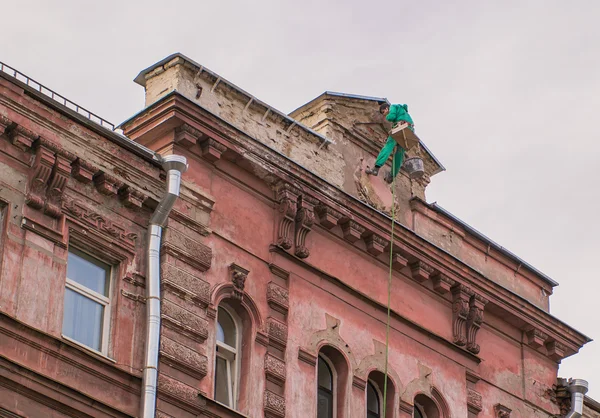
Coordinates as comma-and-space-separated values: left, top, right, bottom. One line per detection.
365, 102, 414, 183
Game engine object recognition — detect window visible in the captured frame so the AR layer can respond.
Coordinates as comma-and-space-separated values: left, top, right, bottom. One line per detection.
62, 248, 111, 353
214, 305, 241, 408
366, 380, 381, 418
318, 355, 334, 418
414, 405, 425, 418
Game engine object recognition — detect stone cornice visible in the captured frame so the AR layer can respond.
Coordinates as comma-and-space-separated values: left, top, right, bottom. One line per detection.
117, 92, 591, 358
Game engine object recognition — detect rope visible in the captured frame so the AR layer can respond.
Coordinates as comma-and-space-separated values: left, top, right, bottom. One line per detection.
382, 147, 397, 417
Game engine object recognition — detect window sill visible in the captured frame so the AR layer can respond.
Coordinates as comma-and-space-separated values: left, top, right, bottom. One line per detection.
61, 335, 116, 364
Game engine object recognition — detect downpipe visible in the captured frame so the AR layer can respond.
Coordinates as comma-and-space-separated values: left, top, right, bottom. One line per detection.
565, 379, 588, 418
140, 155, 188, 418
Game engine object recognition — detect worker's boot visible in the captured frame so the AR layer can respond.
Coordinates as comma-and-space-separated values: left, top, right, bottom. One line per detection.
384, 171, 394, 184
365, 166, 380, 176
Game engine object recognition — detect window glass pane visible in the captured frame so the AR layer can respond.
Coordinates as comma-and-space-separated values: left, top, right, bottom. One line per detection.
67, 250, 109, 295
62, 288, 104, 351
216, 321, 225, 343
317, 389, 333, 418
318, 356, 332, 390
217, 307, 236, 347
367, 381, 380, 413
215, 356, 231, 406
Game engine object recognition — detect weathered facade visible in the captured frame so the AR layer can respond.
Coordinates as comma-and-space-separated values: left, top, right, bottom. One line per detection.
0, 53, 594, 418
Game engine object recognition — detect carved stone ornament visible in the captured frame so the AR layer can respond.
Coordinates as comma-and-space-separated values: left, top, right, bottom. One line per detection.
451, 284, 474, 346
26, 142, 55, 210
93, 172, 123, 196
0, 114, 11, 135
264, 352, 286, 386
526, 328, 548, 349
431, 272, 455, 294
264, 390, 285, 418
275, 183, 299, 250
44, 153, 71, 218
267, 282, 289, 315
230, 263, 249, 300
466, 294, 488, 354
174, 123, 203, 148
364, 233, 387, 256
71, 158, 97, 184
199, 136, 227, 162
409, 260, 434, 283
340, 219, 366, 243
294, 195, 317, 258
467, 388, 483, 414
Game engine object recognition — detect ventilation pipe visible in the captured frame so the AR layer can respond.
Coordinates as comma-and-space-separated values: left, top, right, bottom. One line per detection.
140, 154, 188, 418
565, 379, 589, 418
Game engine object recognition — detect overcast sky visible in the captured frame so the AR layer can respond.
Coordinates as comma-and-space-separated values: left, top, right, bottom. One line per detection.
3, 0, 599, 400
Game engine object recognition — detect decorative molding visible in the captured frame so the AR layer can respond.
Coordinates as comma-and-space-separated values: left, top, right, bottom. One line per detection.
314, 204, 343, 229
269, 264, 290, 281
256, 330, 270, 347
546, 340, 566, 361
264, 390, 285, 418
298, 347, 317, 366
267, 317, 288, 350
466, 294, 488, 354
157, 374, 202, 407
364, 233, 387, 256
160, 337, 208, 380
230, 263, 249, 300
264, 352, 286, 386
62, 197, 138, 248
161, 263, 210, 307
161, 229, 212, 272
431, 272, 455, 294
452, 284, 474, 346
409, 260, 434, 283
0, 114, 12, 135
21, 216, 66, 248
70, 158, 97, 184
123, 273, 146, 288
525, 328, 548, 349
467, 388, 483, 415
161, 300, 208, 343
120, 289, 146, 304
399, 400, 414, 414
294, 195, 316, 258
93, 172, 123, 196
275, 183, 299, 250
174, 123, 202, 148
466, 369, 481, 384
267, 282, 289, 315
340, 219, 365, 243
494, 404, 512, 417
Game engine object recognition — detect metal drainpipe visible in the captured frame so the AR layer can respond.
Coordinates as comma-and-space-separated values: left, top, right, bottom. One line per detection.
565, 379, 588, 418
140, 154, 188, 418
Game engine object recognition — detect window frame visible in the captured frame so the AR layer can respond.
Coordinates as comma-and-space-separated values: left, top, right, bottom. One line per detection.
62, 246, 114, 355
317, 353, 337, 418
414, 402, 426, 418
366, 379, 383, 418
214, 304, 242, 409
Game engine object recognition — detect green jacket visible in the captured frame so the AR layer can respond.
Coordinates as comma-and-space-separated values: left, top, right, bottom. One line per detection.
386, 104, 413, 126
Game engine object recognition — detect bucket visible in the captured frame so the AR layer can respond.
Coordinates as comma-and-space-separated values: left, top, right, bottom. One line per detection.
403, 157, 425, 179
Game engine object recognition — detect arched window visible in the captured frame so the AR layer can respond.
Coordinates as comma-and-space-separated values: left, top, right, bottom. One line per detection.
318, 355, 334, 418
214, 304, 241, 408
414, 404, 425, 418
366, 380, 381, 418
414, 392, 447, 418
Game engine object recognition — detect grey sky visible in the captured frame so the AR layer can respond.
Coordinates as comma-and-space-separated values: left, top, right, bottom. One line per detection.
3, 0, 599, 398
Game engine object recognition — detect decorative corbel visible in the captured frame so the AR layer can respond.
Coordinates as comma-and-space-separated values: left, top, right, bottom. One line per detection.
525, 328, 548, 349
0, 115, 11, 135
364, 233, 387, 256
431, 272, 455, 294
174, 124, 202, 148
26, 142, 56, 210
467, 388, 483, 415
494, 404, 512, 417
275, 183, 300, 250
94, 172, 123, 196
199, 137, 227, 162
451, 284, 474, 346
466, 294, 488, 354
230, 263, 249, 300
71, 158, 97, 184
44, 153, 72, 218
409, 260, 434, 283
314, 204, 343, 229
294, 195, 317, 258
545, 340, 566, 361
340, 219, 365, 243
119, 185, 146, 210
10, 125, 38, 150
391, 251, 408, 271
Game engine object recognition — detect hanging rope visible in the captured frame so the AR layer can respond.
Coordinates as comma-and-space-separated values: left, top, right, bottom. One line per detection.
382, 147, 397, 417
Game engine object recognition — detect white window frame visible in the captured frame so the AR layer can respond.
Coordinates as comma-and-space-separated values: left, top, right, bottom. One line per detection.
63, 247, 113, 355
367, 379, 383, 418
317, 353, 337, 418
215, 304, 242, 409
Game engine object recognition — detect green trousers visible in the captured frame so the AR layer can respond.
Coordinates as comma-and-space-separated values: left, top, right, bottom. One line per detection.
375, 136, 405, 178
